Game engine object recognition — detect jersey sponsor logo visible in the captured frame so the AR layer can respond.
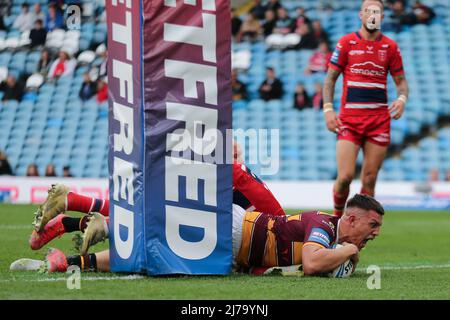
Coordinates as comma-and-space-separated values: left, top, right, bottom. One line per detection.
322, 220, 336, 236
378, 50, 387, 62
308, 228, 331, 248
349, 61, 386, 76
350, 61, 384, 69
349, 50, 365, 56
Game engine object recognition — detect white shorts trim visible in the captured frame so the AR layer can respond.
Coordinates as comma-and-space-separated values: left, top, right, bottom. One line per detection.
232, 204, 245, 266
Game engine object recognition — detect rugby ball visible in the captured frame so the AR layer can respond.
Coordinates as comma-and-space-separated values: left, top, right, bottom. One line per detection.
328, 244, 355, 278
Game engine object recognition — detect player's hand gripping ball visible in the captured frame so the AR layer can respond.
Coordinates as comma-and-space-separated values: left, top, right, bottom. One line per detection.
328, 244, 355, 278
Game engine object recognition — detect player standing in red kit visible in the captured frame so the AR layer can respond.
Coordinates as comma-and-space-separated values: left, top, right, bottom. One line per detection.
323, 0, 409, 216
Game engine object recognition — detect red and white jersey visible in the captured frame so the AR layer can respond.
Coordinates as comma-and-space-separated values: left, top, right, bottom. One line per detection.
328, 31, 405, 116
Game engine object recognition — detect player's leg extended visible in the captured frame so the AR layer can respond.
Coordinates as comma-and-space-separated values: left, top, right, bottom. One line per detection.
33, 184, 110, 231
29, 214, 89, 250
360, 141, 387, 196
233, 162, 285, 216
334, 140, 360, 216
45, 248, 109, 272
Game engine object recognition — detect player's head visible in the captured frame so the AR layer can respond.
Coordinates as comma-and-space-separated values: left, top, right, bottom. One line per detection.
340, 194, 384, 250
360, 0, 385, 33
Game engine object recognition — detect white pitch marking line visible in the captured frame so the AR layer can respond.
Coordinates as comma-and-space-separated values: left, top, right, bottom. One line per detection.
356, 264, 450, 271
0, 275, 145, 283
0, 224, 31, 230
1, 264, 450, 282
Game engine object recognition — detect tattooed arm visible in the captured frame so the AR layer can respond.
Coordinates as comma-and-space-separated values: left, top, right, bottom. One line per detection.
323, 68, 342, 133
389, 74, 409, 120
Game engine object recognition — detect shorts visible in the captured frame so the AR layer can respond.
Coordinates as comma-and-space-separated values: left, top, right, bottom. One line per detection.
338, 113, 391, 147
232, 204, 249, 269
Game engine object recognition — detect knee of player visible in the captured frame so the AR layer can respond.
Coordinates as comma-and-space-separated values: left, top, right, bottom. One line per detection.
337, 173, 354, 186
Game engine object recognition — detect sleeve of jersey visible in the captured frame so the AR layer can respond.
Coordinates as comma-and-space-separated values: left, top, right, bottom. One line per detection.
389, 44, 405, 77
328, 39, 348, 72
232, 162, 285, 216
303, 219, 333, 249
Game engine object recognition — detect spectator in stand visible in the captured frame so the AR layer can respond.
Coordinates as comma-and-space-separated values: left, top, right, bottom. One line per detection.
79, 72, 97, 101
236, 13, 261, 43
386, 0, 407, 9
273, 7, 295, 35
293, 83, 311, 110
386, 0, 417, 33
231, 8, 242, 38
231, 69, 248, 101
262, 9, 277, 37
45, 164, 57, 177
295, 7, 311, 32
31, 3, 46, 26
0, 75, 24, 102
445, 170, 450, 182
0, 15, 6, 31
311, 20, 329, 45
295, 24, 318, 50
249, 0, 266, 20
304, 41, 332, 75
96, 78, 108, 104
29, 19, 47, 48
428, 169, 440, 182
13, 3, 34, 32
311, 82, 323, 110
0, 151, 13, 176
259, 67, 283, 101
48, 50, 76, 79
46, 3, 64, 32
63, 165, 73, 178
412, 1, 436, 25
265, 0, 282, 18
37, 49, 53, 76
26, 164, 40, 177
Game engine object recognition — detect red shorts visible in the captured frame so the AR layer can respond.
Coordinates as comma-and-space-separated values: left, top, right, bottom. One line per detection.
338, 113, 391, 147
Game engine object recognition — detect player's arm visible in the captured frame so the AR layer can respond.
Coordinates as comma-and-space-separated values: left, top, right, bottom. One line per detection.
389, 74, 409, 120
301, 242, 359, 276
323, 62, 343, 133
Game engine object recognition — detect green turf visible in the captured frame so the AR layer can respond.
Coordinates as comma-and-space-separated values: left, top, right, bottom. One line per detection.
0, 204, 449, 300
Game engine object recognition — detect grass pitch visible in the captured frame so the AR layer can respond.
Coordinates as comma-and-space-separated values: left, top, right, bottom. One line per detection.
0, 204, 449, 300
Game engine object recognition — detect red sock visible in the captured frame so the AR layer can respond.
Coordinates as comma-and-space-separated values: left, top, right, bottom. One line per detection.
66, 193, 110, 216
360, 188, 373, 196
333, 186, 349, 217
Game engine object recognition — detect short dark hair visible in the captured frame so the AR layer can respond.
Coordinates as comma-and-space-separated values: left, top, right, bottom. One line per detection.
346, 194, 385, 216
361, 0, 384, 9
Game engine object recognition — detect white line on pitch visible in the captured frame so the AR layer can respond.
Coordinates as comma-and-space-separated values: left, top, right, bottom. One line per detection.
357, 264, 450, 271
0, 275, 145, 283
1, 264, 450, 283
0, 224, 31, 230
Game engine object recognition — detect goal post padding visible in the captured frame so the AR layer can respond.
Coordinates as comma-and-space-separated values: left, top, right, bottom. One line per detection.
107, 0, 232, 275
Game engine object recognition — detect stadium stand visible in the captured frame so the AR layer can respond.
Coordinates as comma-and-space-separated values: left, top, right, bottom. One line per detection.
0, 0, 449, 181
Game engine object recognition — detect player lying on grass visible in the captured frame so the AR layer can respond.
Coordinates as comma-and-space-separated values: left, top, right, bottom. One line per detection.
21, 178, 383, 277
23, 161, 284, 268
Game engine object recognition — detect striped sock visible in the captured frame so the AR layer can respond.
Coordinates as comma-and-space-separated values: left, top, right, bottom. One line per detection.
333, 187, 350, 217
66, 193, 109, 216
